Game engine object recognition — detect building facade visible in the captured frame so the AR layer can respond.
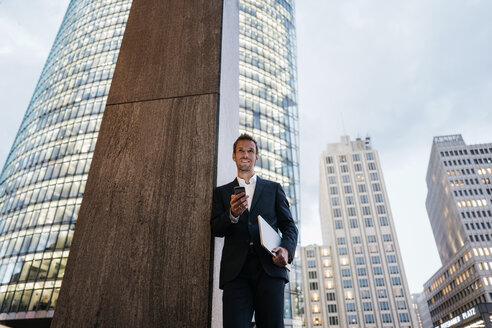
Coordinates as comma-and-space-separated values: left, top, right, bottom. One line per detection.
316, 136, 417, 327
413, 291, 433, 328
238, 0, 301, 324
423, 135, 492, 327
0, 0, 301, 325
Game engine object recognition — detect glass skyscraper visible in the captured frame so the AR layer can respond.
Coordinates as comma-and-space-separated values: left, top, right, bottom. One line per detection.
238, 0, 301, 326
0, 0, 300, 325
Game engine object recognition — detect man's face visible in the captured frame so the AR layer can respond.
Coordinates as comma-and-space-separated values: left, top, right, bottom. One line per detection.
233, 140, 258, 173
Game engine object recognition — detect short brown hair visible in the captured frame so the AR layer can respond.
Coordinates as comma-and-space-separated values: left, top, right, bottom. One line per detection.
233, 133, 258, 154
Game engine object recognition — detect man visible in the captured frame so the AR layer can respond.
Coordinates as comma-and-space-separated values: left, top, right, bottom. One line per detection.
211, 133, 298, 328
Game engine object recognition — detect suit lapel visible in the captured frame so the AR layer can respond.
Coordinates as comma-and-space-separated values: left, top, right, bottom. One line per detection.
250, 176, 264, 212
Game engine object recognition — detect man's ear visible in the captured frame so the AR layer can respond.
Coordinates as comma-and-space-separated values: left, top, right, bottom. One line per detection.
232, 152, 236, 161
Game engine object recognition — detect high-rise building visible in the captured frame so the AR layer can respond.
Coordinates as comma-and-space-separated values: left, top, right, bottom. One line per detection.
238, 0, 301, 325
412, 292, 433, 328
316, 136, 416, 327
423, 135, 492, 327
0, 0, 301, 326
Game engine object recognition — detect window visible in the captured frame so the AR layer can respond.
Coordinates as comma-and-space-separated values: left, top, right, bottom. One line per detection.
387, 255, 397, 263
329, 176, 336, 184
307, 250, 315, 257
328, 304, 337, 313
382, 313, 392, 323
338, 247, 348, 255
343, 279, 353, 288
378, 290, 388, 298
362, 206, 371, 215
348, 207, 357, 217
353, 236, 361, 244
399, 313, 410, 322
346, 302, 356, 312
379, 301, 390, 310
365, 314, 375, 324
373, 268, 382, 279
361, 290, 371, 299
357, 268, 367, 276
372, 183, 381, 192
309, 282, 319, 290
355, 257, 365, 265
349, 219, 358, 228
347, 315, 358, 325
329, 316, 339, 325
375, 193, 383, 203
308, 271, 317, 279
339, 155, 347, 163
370, 173, 378, 181
342, 175, 350, 183
377, 205, 386, 214
331, 197, 339, 206
391, 277, 401, 285
383, 234, 392, 242
308, 260, 316, 268
375, 278, 385, 286
344, 185, 352, 194
364, 217, 374, 227
326, 292, 336, 301
327, 166, 335, 174
368, 162, 377, 170
341, 164, 349, 173
389, 266, 399, 274
366, 153, 374, 160
329, 186, 338, 194
353, 245, 363, 254
360, 195, 369, 203
337, 237, 346, 245
359, 279, 369, 287
335, 220, 343, 229
397, 300, 407, 309
333, 209, 341, 217
363, 302, 373, 311
346, 196, 354, 205
371, 256, 381, 264
358, 184, 366, 192
354, 163, 362, 172
326, 156, 333, 164
342, 268, 351, 277
353, 154, 360, 161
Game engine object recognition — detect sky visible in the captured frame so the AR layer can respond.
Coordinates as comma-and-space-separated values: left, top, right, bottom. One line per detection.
1, 0, 492, 294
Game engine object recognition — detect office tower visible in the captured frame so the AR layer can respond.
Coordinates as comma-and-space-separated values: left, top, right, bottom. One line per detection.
317, 136, 416, 327
423, 135, 492, 327
412, 292, 433, 328
0, 0, 300, 325
239, 0, 301, 325
300, 245, 339, 327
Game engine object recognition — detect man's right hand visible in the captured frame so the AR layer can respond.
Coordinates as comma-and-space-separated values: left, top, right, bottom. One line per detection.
230, 192, 249, 217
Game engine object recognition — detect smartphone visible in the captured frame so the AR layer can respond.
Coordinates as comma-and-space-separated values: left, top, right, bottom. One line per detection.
234, 186, 246, 195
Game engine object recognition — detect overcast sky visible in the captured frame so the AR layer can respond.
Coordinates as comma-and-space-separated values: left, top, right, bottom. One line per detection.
1, 0, 492, 294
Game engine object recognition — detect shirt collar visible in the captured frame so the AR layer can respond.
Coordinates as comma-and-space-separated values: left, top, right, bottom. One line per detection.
237, 174, 257, 186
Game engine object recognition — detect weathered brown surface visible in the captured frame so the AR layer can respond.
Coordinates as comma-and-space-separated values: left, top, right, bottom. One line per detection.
107, 0, 222, 105
51, 0, 223, 326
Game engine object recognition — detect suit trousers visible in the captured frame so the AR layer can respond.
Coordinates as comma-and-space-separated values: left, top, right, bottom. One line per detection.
223, 247, 285, 328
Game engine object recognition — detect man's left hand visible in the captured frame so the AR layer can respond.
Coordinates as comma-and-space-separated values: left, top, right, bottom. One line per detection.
272, 247, 289, 267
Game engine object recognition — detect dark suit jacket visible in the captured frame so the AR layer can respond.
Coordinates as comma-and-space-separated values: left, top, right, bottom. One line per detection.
211, 176, 298, 289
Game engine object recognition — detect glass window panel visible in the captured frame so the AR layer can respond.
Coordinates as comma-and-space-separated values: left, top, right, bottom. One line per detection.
10, 261, 23, 283
38, 288, 53, 310
19, 290, 32, 312
28, 260, 41, 281
36, 232, 50, 252
9, 291, 23, 313
57, 258, 68, 279
0, 291, 14, 313
49, 288, 60, 310
19, 260, 33, 281
55, 231, 68, 249
38, 259, 51, 280
28, 289, 42, 311
47, 258, 61, 279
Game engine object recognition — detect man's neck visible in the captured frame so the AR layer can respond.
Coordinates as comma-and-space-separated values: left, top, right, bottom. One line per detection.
237, 171, 255, 184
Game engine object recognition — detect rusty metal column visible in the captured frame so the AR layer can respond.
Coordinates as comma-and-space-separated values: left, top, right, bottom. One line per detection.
51, 0, 238, 327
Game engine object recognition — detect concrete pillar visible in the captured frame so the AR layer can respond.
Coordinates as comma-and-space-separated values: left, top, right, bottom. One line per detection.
51, 0, 238, 327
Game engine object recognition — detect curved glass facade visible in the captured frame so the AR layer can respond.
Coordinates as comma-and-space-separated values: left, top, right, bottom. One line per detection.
239, 0, 301, 326
0, 0, 300, 324
0, 0, 132, 320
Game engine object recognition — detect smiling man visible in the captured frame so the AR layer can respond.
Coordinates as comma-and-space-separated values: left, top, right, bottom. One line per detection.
211, 133, 298, 328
